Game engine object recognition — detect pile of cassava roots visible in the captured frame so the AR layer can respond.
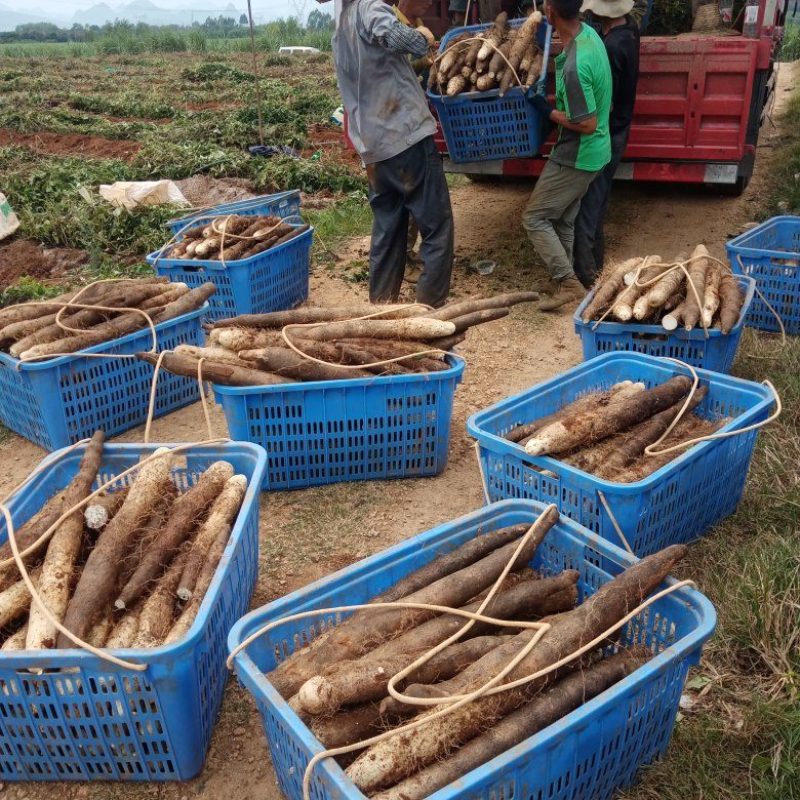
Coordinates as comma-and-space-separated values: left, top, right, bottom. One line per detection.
0, 278, 214, 361
0, 431, 246, 651
581, 244, 745, 332
161, 214, 310, 262
430, 11, 544, 96
138, 291, 538, 386
505, 375, 728, 483
266, 507, 687, 800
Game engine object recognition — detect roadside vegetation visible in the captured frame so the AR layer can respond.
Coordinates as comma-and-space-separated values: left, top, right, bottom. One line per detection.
622, 82, 800, 800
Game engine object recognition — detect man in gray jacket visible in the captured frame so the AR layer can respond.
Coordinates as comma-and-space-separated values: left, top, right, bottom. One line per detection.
333, 0, 454, 307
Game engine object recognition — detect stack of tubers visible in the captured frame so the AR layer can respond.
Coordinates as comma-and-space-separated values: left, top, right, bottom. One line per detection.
136, 292, 539, 386
504, 376, 729, 483
162, 214, 310, 263
0, 278, 215, 361
264, 506, 688, 799
0, 432, 247, 651
581, 245, 746, 333
430, 12, 544, 97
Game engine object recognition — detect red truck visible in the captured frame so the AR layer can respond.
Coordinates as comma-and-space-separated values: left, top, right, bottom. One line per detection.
426, 0, 787, 194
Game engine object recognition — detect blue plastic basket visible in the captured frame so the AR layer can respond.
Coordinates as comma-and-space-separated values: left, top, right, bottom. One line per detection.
228, 499, 716, 800
213, 356, 465, 490
573, 275, 755, 373
166, 190, 301, 236
147, 225, 312, 323
467, 352, 775, 557
726, 215, 800, 334
0, 307, 205, 452
0, 440, 266, 781
428, 19, 552, 164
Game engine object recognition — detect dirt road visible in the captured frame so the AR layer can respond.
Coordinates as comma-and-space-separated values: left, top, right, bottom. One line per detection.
0, 60, 796, 800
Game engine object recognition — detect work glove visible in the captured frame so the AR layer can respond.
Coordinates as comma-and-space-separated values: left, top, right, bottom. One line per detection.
529, 93, 553, 117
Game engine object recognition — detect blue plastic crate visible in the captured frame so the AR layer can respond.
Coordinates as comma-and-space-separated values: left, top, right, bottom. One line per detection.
0, 307, 205, 451
467, 353, 775, 557
213, 355, 465, 490
166, 190, 301, 236
0, 440, 266, 781
228, 499, 716, 800
428, 19, 552, 164
573, 275, 755, 373
147, 225, 312, 322
726, 215, 800, 334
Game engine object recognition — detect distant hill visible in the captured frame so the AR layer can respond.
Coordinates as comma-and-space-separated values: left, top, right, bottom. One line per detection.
71, 1, 241, 27
0, 2, 48, 31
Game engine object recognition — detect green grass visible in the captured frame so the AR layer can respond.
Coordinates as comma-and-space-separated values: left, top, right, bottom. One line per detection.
779, 24, 800, 62
619, 330, 800, 800
764, 92, 800, 215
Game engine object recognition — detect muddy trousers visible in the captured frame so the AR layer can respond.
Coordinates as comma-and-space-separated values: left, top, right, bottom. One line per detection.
367, 136, 454, 307
573, 128, 630, 288
521, 159, 599, 282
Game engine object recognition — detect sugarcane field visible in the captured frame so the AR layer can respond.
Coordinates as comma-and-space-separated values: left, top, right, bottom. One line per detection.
0, 1, 798, 799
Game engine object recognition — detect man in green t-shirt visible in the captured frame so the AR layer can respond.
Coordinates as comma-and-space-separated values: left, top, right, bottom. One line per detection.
523, 0, 612, 311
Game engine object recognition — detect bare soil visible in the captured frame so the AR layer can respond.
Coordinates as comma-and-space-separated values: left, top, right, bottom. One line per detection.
0, 128, 141, 160
0, 61, 795, 800
0, 239, 88, 290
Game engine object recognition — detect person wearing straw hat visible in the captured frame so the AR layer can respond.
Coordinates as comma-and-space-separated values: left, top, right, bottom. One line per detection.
573, 0, 641, 288
523, 0, 612, 312
333, 0, 455, 308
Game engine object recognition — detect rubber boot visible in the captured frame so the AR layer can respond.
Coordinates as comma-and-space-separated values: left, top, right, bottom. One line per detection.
538, 276, 586, 312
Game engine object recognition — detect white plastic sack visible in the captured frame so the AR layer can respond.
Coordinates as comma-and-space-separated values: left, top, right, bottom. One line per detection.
0, 192, 20, 242
98, 180, 190, 210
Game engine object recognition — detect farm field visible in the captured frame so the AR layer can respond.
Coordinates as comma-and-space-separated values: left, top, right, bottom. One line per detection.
0, 45, 798, 800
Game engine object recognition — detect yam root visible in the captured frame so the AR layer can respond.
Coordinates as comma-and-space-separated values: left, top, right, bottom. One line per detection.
164, 522, 233, 644
448, 307, 509, 334
429, 292, 539, 321
134, 546, 191, 647
701, 264, 722, 328
682, 244, 710, 330
524, 376, 692, 456
581, 258, 643, 322
300, 318, 456, 342
499, 11, 542, 95
177, 474, 246, 601
0, 569, 40, 628
238, 346, 372, 381
594, 385, 708, 479
136, 350, 295, 386
106, 608, 141, 648
477, 12, 508, 62
84, 489, 127, 533
115, 461, 234, 609
212, 305, 417, 330
504, 381, 640, 444
26, 430, 105, 650
718, 272, 744, 334
58, 448, 173, 646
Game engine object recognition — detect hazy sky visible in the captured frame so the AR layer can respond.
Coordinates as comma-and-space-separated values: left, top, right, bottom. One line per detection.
7, 0, 303, 23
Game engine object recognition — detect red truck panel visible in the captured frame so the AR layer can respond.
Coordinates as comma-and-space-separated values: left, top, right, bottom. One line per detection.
627, 36, 759, 162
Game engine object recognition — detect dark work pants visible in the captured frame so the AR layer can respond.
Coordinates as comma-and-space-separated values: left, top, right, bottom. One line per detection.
367, 136, 454, 308
573, 128, 631, 289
